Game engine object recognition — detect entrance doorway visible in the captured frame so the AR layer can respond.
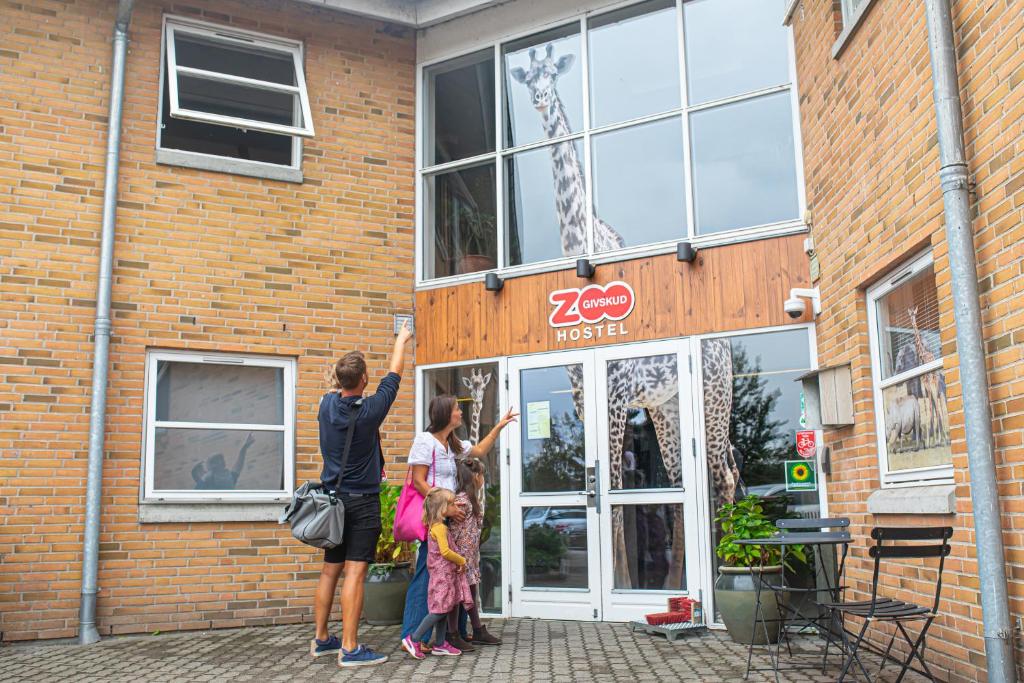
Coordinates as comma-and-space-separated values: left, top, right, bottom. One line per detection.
508, 340, 702, 622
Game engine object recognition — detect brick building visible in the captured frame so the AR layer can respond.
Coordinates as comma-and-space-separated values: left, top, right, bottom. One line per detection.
786, 0, 1023, 680
1, 0, 1021, 679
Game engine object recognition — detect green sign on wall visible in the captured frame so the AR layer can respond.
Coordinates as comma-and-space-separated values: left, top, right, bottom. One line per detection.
785, 460, 817, 492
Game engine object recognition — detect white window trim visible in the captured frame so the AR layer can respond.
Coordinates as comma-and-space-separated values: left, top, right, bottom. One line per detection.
414, 0, 808, 287
164, 17, 314, 138
832, 0, 877, 59
141, 350, 296, 504
866, 251, 954, 488
156, 16, 307, 182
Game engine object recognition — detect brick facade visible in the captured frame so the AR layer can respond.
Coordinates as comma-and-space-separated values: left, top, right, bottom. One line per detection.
0, 0, 415, 640
790, 1, 1023, 680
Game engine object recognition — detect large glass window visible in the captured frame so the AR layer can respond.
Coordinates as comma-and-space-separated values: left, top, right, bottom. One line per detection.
419, 0, 801, 281
867, 253, 952, 484
144, 351, 295, 500
422, 363, 503, 613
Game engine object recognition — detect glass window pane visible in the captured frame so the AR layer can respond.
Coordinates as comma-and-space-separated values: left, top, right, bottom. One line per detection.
881, 370, 951, 472
174, 33, 296, 85
160, 83, 293, 166
424, 163, 497, 279
153, 428, 284, 491
177, 75, 300, 127
504, 25, 583, 149
612, 504, 685, 590
155, 362, 285, 424
683, 0, 790, 105
506, 140, 586, 266
690, 92, 799, 234
422, 363, 502, 613
875, 266, 942, 381
523, 506, 588, 588
424, 51, 496, 166
606, 354, 680, 491
520, 365, 585, 492
588, 0, 681, 127
592, 117, 686, 250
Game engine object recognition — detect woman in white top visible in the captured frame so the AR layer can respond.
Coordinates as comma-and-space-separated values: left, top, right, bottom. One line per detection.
401, 394, 517, 649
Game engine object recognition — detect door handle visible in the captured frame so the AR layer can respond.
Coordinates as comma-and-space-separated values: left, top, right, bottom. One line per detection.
585, 464, 600, 511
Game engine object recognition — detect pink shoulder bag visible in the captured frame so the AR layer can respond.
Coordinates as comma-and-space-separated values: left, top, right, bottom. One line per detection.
393, 447, 435, 543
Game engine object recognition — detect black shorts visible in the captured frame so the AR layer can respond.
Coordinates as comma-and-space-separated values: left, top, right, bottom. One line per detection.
324, 494, 381, 564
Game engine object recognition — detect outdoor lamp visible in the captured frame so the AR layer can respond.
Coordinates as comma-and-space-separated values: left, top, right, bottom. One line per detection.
576, 258, 595, 279
676, 241, 698, 263
484, 272, 504, 292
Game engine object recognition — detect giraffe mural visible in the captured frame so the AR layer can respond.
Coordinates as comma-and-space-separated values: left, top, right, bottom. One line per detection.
461, 367, 493, 444
700, 339, 744, 508
509, 44, 739, 589
907, 307, 948, 447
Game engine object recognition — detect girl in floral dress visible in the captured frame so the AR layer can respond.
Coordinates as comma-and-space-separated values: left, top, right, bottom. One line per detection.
401, 488, 473, 659
447, 459, 501, 647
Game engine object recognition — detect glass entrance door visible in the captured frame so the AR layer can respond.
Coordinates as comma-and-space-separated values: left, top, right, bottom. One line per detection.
508, 351, 602, 620
508, 341, 700, 621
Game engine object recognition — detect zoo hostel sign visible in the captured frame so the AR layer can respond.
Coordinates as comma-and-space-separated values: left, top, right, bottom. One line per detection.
548, 281, 635, 342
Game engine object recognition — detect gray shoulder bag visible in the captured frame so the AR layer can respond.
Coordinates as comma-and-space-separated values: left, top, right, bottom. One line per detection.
279, 398, 361, 549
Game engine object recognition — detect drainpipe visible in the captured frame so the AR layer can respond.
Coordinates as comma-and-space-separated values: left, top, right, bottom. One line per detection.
79, 0, 134, 646
922, 1, 1016, 679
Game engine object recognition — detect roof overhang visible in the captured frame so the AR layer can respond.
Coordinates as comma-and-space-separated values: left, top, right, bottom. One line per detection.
292, 0, 507, 28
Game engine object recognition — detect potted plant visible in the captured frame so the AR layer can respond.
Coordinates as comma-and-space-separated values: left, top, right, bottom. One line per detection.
713, 495, 806, 645
456, 206, 497, 274
362, 483, 412, 625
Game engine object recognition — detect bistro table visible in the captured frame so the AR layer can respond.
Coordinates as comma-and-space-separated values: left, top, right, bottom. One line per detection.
736, 530, 852, 681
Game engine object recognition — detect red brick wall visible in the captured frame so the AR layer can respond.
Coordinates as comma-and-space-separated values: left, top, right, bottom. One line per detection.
0, 0, 415, 640
790, 1, 1024, 680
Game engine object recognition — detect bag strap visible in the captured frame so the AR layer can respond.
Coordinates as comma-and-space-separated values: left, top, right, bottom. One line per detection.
331, 397, 362, 494
431, 446, 437, 486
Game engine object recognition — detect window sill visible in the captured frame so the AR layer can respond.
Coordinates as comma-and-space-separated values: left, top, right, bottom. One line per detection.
866, 484, 956, 515
832, 0, 877, 59
156, 148, 303, 184
138, 501, 285, 523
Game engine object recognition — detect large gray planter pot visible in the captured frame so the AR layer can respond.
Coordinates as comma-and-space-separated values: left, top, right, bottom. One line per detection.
363, 562, 411, 626
714, 565, 786, 645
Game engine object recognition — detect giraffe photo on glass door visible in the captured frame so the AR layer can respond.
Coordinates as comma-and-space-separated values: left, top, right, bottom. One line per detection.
461, 367, 493, 444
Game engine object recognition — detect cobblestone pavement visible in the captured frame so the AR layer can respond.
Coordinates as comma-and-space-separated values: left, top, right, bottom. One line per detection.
1, 620, 928, 682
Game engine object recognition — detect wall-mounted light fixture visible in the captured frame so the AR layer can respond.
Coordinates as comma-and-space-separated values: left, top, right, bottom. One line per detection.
576, 258, 595, 279
484, 272, 504, 292
676, 241, 698, 263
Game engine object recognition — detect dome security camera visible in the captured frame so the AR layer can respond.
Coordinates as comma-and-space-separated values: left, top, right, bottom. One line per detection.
784, 288, 821, 319
784, 296, 806, 319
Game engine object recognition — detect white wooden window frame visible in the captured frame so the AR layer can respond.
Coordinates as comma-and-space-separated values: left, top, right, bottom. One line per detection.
415, 0, 807, 287
866, 251, 954, 487
163, 16, 315, 139
142, 350, 296, 503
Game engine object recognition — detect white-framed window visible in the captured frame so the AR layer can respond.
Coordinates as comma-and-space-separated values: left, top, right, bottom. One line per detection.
157, 16, 314, 181
142, 350, 295, 502
866, 252, 953, 487
840, 0, 868, 27
417, 0, 804, 283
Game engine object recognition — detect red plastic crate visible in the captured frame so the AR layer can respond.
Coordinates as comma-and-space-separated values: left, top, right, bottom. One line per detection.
667, 596, 694, 619
644, 610, 690, 626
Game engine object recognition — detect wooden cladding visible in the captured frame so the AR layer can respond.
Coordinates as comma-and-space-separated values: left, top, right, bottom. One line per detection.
414, 235, 812, 365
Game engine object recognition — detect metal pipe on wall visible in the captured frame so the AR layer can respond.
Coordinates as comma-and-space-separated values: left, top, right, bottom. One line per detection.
922, 0, 1016, 679
79, 0, 134, 646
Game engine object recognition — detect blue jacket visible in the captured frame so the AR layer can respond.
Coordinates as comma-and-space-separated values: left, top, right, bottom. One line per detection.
318, 372, 400, 494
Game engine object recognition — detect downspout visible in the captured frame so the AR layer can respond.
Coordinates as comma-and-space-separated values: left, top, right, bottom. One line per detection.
922, 1, 1016, 680
79, 0, 134, 646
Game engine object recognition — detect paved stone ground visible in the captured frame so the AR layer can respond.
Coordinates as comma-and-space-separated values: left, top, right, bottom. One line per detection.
0, 620, 928, 682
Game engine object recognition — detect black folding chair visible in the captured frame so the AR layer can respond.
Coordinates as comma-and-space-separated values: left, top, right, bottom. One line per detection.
824, 526, 953, 682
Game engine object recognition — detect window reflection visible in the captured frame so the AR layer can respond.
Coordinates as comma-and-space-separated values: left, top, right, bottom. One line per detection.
425, 163, 497, 278
523, 506, 589, 588
519, 365, 586, 493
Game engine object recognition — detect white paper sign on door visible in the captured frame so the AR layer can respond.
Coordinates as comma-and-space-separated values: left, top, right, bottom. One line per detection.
526, 401, 551, 439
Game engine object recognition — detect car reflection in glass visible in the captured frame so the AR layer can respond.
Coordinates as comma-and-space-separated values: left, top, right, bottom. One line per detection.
524, 507, 587, 549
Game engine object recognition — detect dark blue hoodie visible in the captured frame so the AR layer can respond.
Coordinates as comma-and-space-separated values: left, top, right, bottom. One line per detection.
318, 372, 400, 494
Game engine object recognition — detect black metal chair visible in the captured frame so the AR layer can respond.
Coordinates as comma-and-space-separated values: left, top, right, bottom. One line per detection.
824, 526, 953, 682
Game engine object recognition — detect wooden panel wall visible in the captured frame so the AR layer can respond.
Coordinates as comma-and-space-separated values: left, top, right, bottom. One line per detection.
415, 235, 812, 365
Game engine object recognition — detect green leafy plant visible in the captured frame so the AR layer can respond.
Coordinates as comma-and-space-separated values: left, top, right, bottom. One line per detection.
524, 525, 566, 573
370, 483, 410, 576
715, 495, 806, 569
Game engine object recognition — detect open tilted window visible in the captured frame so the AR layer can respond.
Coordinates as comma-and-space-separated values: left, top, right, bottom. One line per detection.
164, 18, 314, 138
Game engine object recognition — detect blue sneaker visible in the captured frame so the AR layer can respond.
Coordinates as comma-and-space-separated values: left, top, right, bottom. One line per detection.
339, 644, 389, 668
310, 635, 341, 658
